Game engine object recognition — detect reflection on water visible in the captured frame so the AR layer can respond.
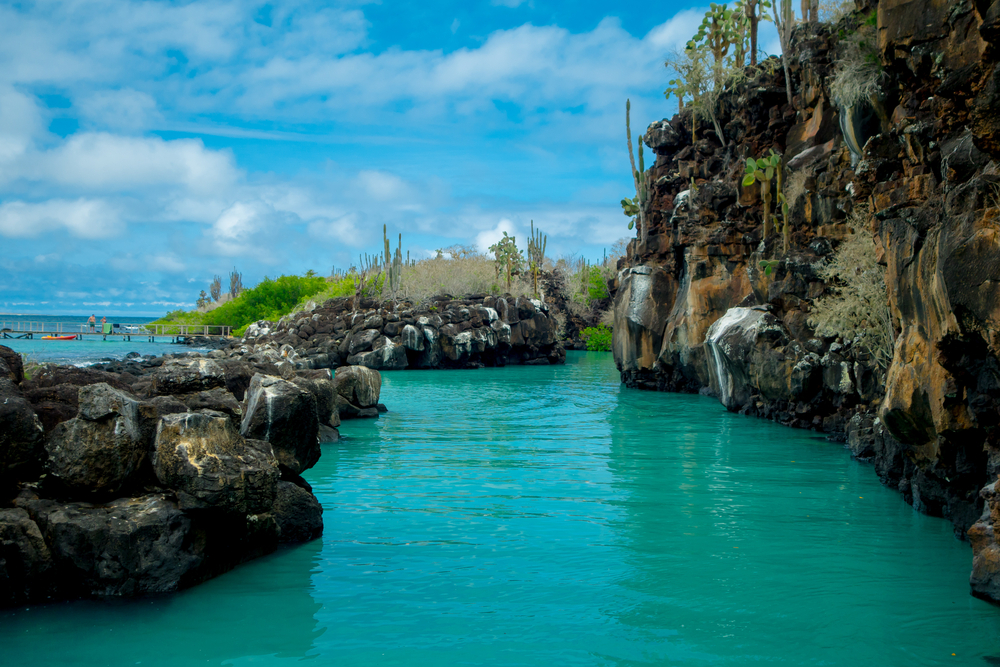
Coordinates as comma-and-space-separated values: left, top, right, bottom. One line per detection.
2, 352, 999, 666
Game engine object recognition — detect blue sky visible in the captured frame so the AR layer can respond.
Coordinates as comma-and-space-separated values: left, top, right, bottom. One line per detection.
0, 0, 776, 316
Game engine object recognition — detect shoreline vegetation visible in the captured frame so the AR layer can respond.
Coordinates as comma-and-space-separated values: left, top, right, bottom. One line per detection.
150, 228, 623, 351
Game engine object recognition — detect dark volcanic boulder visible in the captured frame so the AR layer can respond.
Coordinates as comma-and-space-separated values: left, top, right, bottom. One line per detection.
19, 495, 199, 598
178, 387, 243, 429
291, 372, 340, 427
44, 383, 148, 496
0, 387, 45, 495
240, 374, 320, 474
0, 507, 53, 606
333, 365, 382, 419
24, 366, 132, 392
153, 411, 279, 513
273, 481, 323, 543
0, 345, 24, 384
22, 366, 133, 434
149, 358, 227, 396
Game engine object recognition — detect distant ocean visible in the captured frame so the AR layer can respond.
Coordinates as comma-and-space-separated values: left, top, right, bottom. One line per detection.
0, 313, 207, 366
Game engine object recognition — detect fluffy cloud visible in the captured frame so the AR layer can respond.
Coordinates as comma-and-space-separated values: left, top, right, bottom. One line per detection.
0, 199, 122, 239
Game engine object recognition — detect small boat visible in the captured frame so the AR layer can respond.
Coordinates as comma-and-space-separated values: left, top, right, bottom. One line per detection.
41, 335, 78, 341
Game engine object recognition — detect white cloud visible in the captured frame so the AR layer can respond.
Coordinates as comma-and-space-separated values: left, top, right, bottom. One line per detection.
475, 218, 519, 254
491, 0, 529, 7
77, 89, 162, 132
0, 199, 122, 239
450, 18, 460, 34
22, 133, 239, 195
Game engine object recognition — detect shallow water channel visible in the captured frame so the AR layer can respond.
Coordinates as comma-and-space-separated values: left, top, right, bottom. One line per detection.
3, 351, 1000, 665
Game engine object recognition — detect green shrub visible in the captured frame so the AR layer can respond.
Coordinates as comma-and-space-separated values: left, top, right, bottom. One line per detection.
580, 324, 613, 352
152, 273, 330, 336
587, 266, 610, 302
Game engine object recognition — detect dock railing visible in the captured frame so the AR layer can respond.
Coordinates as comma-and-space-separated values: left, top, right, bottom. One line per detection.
0, 321, 233, 339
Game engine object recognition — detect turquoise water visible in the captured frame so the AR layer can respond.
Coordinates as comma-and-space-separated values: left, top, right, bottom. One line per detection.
1, 337, 205, 365
2, 352, 999, 665
1, 313, 203, 365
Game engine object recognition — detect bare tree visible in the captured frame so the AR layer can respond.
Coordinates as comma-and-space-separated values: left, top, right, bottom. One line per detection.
229, 268, 243, 299
210, 275, 222, 302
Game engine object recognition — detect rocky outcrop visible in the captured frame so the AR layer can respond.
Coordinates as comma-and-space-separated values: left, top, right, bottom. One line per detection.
0, 344, 332, 608
334, 365, 383, 418
240, 375, 320, 475
236, 294, 564, 372
611, 3, 1000, 601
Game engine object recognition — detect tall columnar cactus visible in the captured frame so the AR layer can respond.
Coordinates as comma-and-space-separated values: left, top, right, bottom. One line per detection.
527, 220, 547, 298
736, 0, 771, 67
382, 224, 403, 306
773, 0, 795, 104
625, 99, 649, 242
687, 3, 738, 67
742, 150, 788, 250
489, 232, 523, 292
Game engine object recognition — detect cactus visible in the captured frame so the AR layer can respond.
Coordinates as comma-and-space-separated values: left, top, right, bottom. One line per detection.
489, 232, 523, 292
687, 4, 738, 66
742, 149, 788, 250
381, 224, 403, 306
735, 0, 771, 67
773, 0, 795, 104
527, 220, 547, 298
625, 100, 649, 241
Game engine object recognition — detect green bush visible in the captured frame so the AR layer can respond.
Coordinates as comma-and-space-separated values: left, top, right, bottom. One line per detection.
203, 274, 328, 335
580, 324, 613, 352
151, 273, 330, 336
587, 266, 610, 302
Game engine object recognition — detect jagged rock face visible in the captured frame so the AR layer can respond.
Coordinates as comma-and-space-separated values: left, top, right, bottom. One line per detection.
240, 374, 320, 474
238, 294, 563, 371
611, 0, 1000, 600
154, 411, 280, 514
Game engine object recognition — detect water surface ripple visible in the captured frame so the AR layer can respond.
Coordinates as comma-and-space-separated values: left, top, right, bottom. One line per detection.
3, 352, 999, 665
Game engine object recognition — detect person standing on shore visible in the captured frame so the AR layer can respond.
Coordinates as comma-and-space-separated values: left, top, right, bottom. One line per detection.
87, 314, 96, 332
100, 316, 106, 332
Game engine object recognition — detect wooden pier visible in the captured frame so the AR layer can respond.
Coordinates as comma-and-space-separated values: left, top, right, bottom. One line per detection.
0, 320, 233, 343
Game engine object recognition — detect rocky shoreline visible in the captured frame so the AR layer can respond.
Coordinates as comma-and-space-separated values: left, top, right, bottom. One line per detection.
612, 1, 1000, 601
0, 344, 385, 608
0, 293, 563, 608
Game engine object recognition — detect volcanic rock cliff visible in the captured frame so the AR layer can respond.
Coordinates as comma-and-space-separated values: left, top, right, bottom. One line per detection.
612, 0, 1000, 600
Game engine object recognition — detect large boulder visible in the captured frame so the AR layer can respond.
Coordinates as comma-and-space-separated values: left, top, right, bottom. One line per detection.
291, 372, 340, 427
240, 374, 320, 475
0, 345, 24, 384
0, 507, 53, 606
153, 411, 279, 514
177, 387, 243, 429
347, 337, 408, 370
0, 384, 45, 496
18, 495, 200, 598
273, 481, 323, 543
333, 366, 382, 419
149, 358, 227, 396
22, 366, 134, 433
44, 384, 151, 496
